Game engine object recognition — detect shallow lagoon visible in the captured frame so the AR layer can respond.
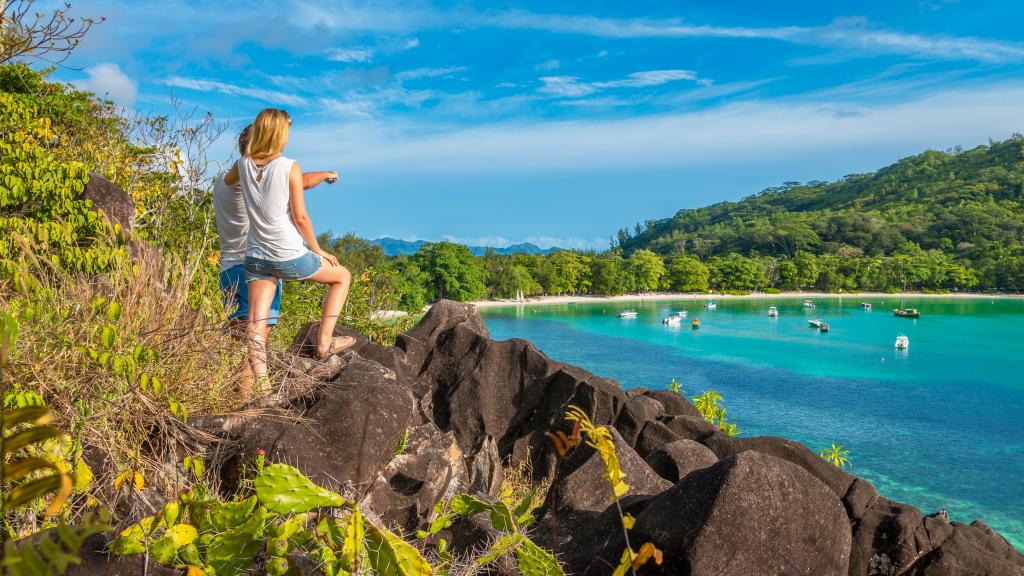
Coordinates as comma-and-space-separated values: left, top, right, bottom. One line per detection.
480, 296, 1024, 549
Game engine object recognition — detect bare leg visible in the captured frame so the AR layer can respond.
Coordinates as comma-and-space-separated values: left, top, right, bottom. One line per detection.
247, 278, 278, 382
304, 258, 353, 358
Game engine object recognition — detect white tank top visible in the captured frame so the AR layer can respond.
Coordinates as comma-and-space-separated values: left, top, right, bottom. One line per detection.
238, 156, 308, 261
211, 172, 247, 272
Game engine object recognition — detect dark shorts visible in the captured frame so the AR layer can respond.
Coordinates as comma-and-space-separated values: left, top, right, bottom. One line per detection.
219, 264, 282, 325
244, 251, 322, 282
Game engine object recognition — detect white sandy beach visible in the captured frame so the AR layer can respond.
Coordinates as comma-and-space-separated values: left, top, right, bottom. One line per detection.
470, 291, 1021, 309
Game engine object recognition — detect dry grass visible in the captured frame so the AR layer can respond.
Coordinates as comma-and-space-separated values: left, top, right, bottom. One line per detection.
500, 450, 551, 515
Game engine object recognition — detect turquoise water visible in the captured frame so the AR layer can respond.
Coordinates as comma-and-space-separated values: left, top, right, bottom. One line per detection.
479, 297, 1024, 550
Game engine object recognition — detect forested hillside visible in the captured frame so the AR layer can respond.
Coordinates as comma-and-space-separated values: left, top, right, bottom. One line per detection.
616, 138, 1024, 290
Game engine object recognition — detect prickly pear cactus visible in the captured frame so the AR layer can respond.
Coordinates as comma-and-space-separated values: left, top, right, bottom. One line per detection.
253, 463, 344, 514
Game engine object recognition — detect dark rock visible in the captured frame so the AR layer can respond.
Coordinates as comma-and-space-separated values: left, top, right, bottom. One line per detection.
466, 435, 503, 496
416, 310, 627, 475
643, 389, 702, 418
400, 300, 490, 371
908, 521, 1024, 576
614, 394, 664, 445
633, 451, 851, 576
843, 477, 880, 521
363, 424, 469, 532
848, 497, 949, 576
445, 511, 503, 556
659, 414, 718, 442
703, 434, 856, 499
82, 173, 134, 231
239, 356, 415, 489
634, 420, 681, 459
644, 439, 718, 483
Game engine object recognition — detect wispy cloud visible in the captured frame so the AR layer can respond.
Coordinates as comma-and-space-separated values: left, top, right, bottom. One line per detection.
395, 66, 468, 81
163, 77, 308, 106
74, 63, 137, 107
326, 47, 375, 63
539, 69, 707, 97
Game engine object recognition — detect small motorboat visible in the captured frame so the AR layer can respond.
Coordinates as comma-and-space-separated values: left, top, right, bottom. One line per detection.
819, 322, 830, 333
803, 299, 815, 308
860, 302, 872, 311
808, 319, 823, 328
768, 306, 778, 317
894, 308, 920, 318
691, 318, 701, 329
616, 310, 638, 318
662, 311, 687, 324
704, 300, 717, 310
895, 335, 909, 350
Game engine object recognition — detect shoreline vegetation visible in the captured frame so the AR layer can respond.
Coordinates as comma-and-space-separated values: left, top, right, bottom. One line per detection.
471, 290, 1024, 308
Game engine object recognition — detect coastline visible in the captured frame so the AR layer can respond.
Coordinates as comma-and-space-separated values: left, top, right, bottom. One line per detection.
470, 291, 1023, 309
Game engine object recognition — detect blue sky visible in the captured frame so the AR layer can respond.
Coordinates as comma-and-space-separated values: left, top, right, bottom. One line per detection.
59, 0, 1024, 250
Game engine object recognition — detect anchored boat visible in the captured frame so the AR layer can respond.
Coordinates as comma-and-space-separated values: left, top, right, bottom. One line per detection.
803, 299, 815, 308
808, 319, 823, 328
705, 300, 717, 310
895, 335, 910, 350
616, 310, 638, 318
860, 302, 872, 311
691, 318, 701, 329
662, 311, 687, 324
894, 308, 920, 318
768, 306, 778, 317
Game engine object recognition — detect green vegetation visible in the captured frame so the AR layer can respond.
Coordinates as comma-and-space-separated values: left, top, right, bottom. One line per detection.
820, 442, 853, 469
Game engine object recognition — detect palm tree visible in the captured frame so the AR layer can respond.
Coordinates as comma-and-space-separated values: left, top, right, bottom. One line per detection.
820, 442, 852, 469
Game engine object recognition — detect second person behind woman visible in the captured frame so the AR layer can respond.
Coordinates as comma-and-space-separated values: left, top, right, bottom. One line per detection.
224, 108, 355, 384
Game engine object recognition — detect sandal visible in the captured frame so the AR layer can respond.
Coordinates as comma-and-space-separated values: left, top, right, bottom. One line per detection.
316, 335, 358, 359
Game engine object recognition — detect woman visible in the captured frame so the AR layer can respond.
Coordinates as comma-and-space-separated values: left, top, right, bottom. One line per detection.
224, 108, 354, 383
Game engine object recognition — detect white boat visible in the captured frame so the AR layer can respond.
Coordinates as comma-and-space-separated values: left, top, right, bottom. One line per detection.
860, 302, 872, 311
803, 299, 815, 308
616, 310, 638, 318
808, 319, 822, 328
895, 335, 909, 350
768, 306, 778, 317
705, 300, 718, 310
662, 311, 687, 324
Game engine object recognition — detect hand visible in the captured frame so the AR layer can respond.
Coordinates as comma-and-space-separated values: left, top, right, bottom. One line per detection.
316, 249, 339, 267
325, 171, 339, 184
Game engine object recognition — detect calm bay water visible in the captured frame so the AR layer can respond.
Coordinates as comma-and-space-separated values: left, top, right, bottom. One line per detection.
479, 296, 1024, 549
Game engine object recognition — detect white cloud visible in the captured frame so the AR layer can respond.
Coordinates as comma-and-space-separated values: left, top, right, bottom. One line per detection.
326, 47, 375, 63
164, 77, 308, 106
288, 80, 1024, 175
404, 38, 421, 49
74, 63, 137, 107
538, 69, 706, 97
395, 66, 468, 81
535, 59, 561, 71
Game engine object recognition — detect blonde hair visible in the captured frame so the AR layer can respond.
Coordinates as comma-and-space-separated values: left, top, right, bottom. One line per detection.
244, 109, 290, 159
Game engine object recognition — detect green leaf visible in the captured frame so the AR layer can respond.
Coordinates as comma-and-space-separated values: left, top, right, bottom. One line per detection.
100, 326, 116, 348
450, 494, 492, 517
514, 538, 565, 576
476, 532, 523, 567
488, 500, 516, 533
106, 301, 122, 323
365, 525, 433, 576
253, 463, 344, 514
209, 496, 257, 531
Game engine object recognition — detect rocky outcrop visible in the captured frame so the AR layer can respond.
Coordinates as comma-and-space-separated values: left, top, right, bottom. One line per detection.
83, 173, 134, 231
201, 299, 1022, 576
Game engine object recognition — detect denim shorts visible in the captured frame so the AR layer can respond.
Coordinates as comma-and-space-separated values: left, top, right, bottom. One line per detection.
219, 264, 281, 325
245, 251, 322, 282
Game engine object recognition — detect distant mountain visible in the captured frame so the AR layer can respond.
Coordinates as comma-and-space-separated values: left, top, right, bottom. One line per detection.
373, 237, 560, 257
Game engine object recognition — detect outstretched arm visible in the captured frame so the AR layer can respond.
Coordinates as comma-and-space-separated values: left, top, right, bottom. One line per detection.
288, 163, 339, 266
302, 171, 339, 190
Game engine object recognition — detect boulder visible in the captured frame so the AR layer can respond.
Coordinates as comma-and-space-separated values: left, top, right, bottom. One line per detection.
614, 394, 664, 445
83, 173, 134, 231
909, 521, 1024, 576
417, 314, 627, 475
633, 451, 851, 576
703, 434, 856, 499
644, 439, 718, 483
362, 424, 469, 532
660, 414, 718, 442
634, 420, 681, 458
848, 497, 954, 576
239, 356, 415, 488
288, 322, 369, 359
643, 389, 702, 419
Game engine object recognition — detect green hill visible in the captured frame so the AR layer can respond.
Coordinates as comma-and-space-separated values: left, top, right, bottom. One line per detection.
617, 136, 1024, 290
